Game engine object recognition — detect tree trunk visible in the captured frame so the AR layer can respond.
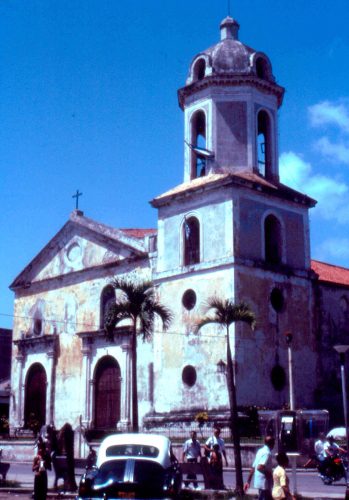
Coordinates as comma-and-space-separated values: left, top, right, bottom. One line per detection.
131, 323, 139, 432
226, 327, 244, 497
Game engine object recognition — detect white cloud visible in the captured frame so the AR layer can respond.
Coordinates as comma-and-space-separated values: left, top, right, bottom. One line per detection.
279, 151, 311, 187
315, 238, 349, 262
314, 136, 349, 165
279, 151, 349, 223
308, 100, 349, 134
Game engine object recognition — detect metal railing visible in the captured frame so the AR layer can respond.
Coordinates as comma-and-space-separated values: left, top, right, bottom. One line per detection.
143, 423, 261, 443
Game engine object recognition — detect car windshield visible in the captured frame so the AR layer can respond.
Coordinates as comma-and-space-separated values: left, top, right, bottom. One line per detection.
106, 444, 159, 458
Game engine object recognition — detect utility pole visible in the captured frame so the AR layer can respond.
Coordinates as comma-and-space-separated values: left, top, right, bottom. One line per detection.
285, 332, 295, 411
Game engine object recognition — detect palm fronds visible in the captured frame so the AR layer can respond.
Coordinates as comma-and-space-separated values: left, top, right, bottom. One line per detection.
197, 297, 256, 331
104, 276, 173, 341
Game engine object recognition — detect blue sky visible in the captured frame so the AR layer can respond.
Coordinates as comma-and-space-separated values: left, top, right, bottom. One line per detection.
1, 0, 349, 329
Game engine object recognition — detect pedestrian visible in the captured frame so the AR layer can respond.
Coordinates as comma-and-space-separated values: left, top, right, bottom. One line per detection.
182, 430, 201, 488
244, 435, 275, 500
324, 435, 346, 457
314, 432, 327, 460
86, 445, 97, 469
303, 431, 327, 469
204, 427, 228, 466
272, 452, 295, 500
209, 443, 225, 489
312, 432, 328, 474
32, 442, 51, 500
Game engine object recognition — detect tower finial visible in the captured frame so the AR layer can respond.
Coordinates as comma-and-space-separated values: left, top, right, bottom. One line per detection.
227, 0, 231, 17
220, 16, 239, 41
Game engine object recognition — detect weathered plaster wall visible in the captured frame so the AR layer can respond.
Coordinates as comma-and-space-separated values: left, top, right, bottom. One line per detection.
156, 189, 233, 275
312, 282, 349, 418
215, 101, 247, 167
155, 269, 234, 414
235, 267, 316, 409
237, 194, 309, 269
10, 231, 152, 432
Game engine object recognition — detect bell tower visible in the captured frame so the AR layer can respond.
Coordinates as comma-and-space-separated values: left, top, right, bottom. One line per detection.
178, 17, 285, 183
152, 15, 318, 415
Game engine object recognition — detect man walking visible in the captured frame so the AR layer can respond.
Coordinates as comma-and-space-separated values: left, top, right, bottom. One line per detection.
244, 435, 275, 499
182, 431, 201, 488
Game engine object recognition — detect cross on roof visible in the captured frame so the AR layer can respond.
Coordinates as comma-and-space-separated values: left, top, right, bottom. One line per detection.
72, 189, 83, 210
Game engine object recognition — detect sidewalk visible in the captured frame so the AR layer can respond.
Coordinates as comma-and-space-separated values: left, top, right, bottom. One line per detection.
0, 462, 346, 499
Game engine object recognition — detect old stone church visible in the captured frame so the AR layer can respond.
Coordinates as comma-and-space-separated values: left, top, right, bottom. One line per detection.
9, 16, 349, 436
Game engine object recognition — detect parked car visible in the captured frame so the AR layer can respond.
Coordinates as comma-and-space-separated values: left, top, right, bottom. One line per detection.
77, 433, 182, 498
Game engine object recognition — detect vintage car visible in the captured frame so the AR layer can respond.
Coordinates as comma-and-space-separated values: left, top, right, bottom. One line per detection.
77, 433, 182, 498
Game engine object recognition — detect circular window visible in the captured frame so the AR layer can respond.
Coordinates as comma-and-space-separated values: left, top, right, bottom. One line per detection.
270, 288, 284, 313
270, 364, 286, 391
67, 242, 82, 262
182, 365, 197, 387
182, 289, 197, 310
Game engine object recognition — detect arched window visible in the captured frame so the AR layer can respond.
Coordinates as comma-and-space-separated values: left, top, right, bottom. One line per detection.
257, 110, 272, 179
33, 312, 43, 336
100, 285, 116, 329
30, 300, 45, 337
256, 57, 269, 80
190, 110, 206, 179
183, 217, 200, 266
270, 287, 285, 313
94, 356, 121, 429
264, 214, 282, 265
193, 58, 206, 81
24, 363, 47, 430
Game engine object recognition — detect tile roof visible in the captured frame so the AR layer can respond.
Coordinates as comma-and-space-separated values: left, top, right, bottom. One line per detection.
151, 171, 316, 207
152, 173, 230, 202
311, 260, 349, 287
120, 228, 157, 238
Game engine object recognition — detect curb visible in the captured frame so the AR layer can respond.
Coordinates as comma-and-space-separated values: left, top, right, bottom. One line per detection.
0, 487, 345, 500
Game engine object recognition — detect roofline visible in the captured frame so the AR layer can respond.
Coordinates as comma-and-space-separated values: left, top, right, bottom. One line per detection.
9, 212, 153, 290
178, 74, 285, 109
151, 173, 316, 209
311, 259, 349, 288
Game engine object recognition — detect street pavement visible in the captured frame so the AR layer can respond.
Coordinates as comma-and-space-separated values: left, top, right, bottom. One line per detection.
0, 462, 348, 499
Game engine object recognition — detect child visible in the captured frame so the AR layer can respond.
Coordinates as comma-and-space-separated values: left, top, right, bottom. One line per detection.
272, 452, 295, 500
32, 443, 51, 500
209, 444, 224, 489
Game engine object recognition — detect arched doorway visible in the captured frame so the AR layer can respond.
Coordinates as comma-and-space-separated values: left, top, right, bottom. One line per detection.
94, 356, 121, 429
24, 363, 47, 430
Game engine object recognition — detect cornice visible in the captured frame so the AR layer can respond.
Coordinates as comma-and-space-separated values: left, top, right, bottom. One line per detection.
178, 74, 285, 109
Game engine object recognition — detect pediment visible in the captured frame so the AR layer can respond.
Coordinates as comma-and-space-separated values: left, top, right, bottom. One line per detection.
34, 233, 134, 282
11, 212, 153, 289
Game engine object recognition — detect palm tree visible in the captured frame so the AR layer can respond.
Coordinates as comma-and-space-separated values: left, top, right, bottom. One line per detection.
196, 298, 256, 497
104, 277, 172, 432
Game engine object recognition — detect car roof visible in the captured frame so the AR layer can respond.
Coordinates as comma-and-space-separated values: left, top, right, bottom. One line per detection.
96, 433, 172, 468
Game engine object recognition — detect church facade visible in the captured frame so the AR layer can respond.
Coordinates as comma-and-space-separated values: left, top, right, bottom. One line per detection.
9, 17, 349, 435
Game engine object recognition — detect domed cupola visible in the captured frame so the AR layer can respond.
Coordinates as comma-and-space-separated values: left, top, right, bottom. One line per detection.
178, 17, 285, 184
181, 16, 280, 97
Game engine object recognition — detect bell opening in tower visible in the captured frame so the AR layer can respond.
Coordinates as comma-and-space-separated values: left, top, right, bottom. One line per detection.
190, 110, 207, 179
257, 110, 272, 179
